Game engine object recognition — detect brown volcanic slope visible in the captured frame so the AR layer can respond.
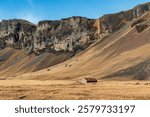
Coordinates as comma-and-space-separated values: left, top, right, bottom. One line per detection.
9, 11, 150, 80
0, 48, 71, 76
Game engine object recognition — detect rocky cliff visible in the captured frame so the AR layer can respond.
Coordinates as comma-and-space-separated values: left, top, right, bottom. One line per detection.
0, 2, 150, 54
0, 17, 97, 73
0, 2, 150, 72
35, 17, 96, 54
0, 17, 96, 55
0, 19, 36, 52
97, 2, 150, 34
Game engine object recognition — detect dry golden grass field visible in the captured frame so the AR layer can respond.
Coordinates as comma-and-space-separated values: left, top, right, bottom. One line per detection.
0, 80, 150, 100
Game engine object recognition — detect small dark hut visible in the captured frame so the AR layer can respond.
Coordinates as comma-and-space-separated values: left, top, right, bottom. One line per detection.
79, 78, 97, 84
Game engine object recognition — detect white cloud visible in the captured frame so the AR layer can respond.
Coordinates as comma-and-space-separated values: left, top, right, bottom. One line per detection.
0, 11, 2, 22
27, 0, 34, 7
16, 0, 41, 23
17, 0, 40, 24
18, 11, 40, 23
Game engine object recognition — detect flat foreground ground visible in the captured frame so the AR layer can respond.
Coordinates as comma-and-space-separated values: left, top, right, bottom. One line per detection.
0, 80, 150, 100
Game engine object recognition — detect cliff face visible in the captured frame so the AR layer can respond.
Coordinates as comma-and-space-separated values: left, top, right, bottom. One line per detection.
97, 2, 150, 33
0, 17, 96, 55
0, 2, 150, 56
0, 19, 36, 51
35, 17, 96, 54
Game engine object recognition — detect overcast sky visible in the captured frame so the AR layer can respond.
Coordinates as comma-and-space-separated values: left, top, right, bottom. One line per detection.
0, 0, 149, 24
